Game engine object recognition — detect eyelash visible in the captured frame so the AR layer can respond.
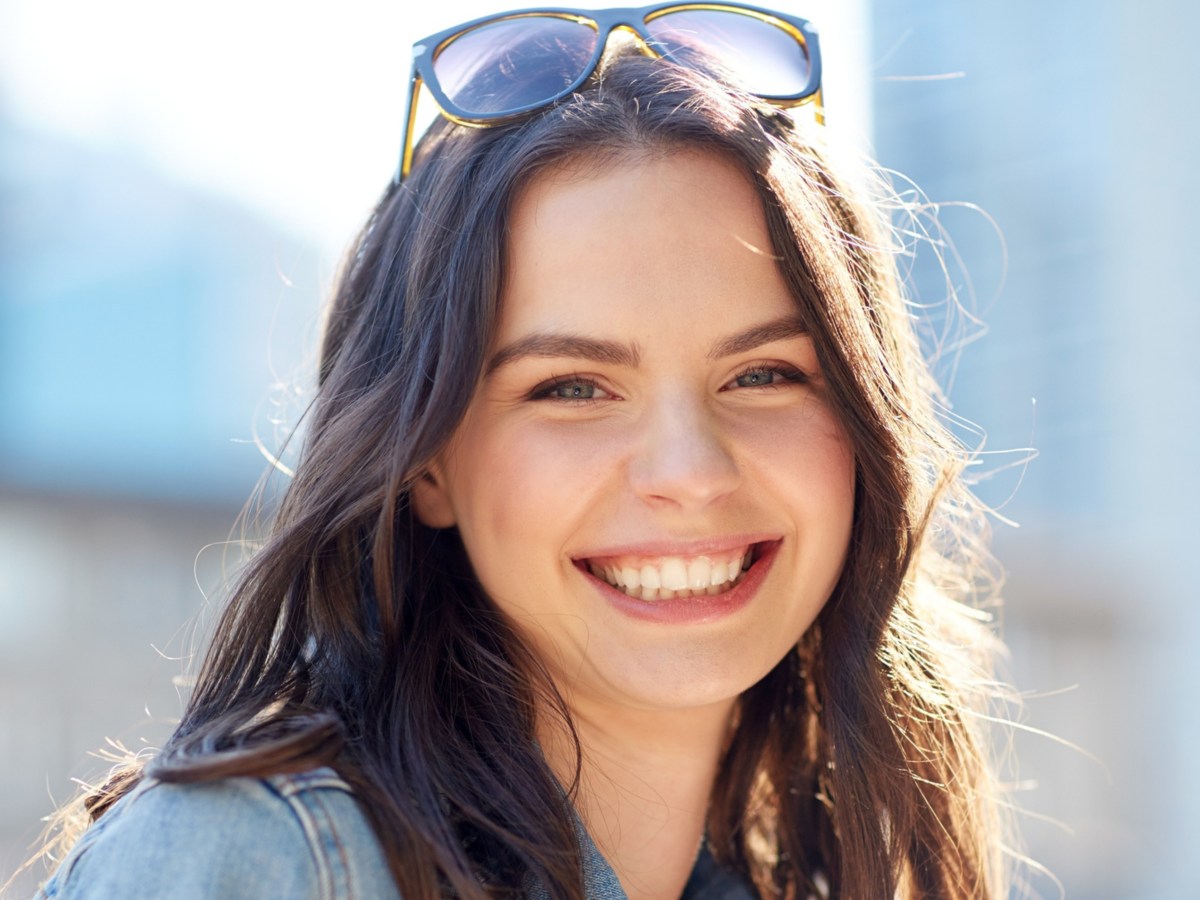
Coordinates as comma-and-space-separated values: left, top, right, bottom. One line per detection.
529, 375, 605, 403
529, 363, 809, 403
726, 363, 810, 390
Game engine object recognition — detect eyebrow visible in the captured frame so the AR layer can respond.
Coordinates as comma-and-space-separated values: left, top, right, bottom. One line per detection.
486, 315, 809, 375
707, 315, 809, 359
486, 333, 642, 375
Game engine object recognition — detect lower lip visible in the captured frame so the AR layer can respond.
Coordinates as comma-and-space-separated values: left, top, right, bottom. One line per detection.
580, 541, 781, 625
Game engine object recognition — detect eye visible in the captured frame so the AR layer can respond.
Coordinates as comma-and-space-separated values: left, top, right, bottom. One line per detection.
529, 375, 611, 402
725, 364, 809, 391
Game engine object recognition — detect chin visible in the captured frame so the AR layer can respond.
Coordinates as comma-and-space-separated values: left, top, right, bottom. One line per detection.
584, 635, 799, 714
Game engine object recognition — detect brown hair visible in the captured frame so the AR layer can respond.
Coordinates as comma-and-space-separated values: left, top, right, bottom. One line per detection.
49, 50, 1011, 898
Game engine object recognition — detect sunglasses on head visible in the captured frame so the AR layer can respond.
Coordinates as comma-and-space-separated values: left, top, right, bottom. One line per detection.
395, 2, 823, 183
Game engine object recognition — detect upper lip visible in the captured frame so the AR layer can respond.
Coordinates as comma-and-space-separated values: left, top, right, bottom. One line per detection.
572, 533, 782, 562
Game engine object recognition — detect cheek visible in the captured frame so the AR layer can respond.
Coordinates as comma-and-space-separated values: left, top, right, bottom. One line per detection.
737, 400, 856, 503
795, 417, 856, 543
446, 419, 626, 557
744, 404, 856, 614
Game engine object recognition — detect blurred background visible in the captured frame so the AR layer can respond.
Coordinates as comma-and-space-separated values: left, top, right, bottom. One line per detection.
1, 1, 1195, 896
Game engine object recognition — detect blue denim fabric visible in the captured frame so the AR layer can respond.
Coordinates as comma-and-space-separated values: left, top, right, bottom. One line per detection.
36, 769, 401, 899
35, 768, 755, 899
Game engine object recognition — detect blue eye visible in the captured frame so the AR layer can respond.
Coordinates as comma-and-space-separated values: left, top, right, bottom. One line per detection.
553, 380, 596, 400
730, 365, 808, 389
736, 369, 775, 387
531, 376, 603, 401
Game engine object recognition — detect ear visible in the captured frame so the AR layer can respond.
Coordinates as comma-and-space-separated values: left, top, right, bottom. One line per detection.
410, 463, 456, 529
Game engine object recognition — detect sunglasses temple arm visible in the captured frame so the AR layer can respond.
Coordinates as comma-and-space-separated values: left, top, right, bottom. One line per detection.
394, 66, 424, 185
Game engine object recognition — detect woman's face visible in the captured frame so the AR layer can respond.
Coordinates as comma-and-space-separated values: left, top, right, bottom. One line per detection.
414, 150, 855, 716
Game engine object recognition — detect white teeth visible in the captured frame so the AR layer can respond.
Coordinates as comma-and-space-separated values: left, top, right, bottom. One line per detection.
709, 563, 726, 586
660, 558, 688, 590
687, 559, 711, 589
587, 547, 758, 602
640, 565, 661, 590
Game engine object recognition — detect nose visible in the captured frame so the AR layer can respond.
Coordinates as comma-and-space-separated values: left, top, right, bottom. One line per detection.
628, 392, 740, 511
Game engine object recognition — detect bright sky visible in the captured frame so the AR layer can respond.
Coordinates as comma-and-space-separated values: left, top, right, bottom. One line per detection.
0, 0, 870, 259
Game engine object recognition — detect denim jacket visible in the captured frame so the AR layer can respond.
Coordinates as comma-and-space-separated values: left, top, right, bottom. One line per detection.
35, 768, 755, 899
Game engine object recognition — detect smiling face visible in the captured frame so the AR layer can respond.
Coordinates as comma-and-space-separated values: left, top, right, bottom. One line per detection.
413, 149, 855, 716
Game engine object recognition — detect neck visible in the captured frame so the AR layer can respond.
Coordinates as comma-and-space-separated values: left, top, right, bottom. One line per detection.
540, 696, 735, 900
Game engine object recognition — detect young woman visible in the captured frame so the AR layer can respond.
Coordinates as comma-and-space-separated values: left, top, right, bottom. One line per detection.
34, 5, 1013, 898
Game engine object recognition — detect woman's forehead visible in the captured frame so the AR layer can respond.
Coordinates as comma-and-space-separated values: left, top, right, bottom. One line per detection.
497, 149, 791, 341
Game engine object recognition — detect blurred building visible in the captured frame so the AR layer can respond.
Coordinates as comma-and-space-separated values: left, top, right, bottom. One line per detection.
871, 2, 1200, 897
0, 119, 320, 894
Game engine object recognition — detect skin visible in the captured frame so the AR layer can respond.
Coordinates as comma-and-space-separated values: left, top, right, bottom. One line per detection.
413, 149, 855, 899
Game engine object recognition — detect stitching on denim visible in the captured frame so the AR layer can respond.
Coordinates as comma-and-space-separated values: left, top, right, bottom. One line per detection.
264, 770, 357, 899
272, 766, 354, 797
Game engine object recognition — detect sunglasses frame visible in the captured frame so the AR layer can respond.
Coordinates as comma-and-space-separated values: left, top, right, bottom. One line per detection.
396, 2, 823, 182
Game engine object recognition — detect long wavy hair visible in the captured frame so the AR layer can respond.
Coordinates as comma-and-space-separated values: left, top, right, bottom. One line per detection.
52, 50, 1012, 899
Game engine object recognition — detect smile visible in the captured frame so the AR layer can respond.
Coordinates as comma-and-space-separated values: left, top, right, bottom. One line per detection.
581, 544, 763, 602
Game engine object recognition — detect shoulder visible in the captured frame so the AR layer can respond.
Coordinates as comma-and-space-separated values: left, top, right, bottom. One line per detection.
36, 767, 401, 900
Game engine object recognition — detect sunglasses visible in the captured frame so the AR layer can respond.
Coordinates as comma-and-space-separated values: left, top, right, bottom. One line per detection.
395, 2, 823, 182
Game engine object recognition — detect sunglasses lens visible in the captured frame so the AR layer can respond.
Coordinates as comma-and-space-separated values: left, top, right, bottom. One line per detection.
433, 16, 600, 117
644, 9, 813, 98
